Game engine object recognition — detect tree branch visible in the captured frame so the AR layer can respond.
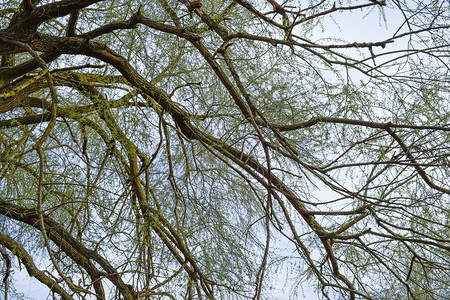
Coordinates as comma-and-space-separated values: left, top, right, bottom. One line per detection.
0, 233, 73, 300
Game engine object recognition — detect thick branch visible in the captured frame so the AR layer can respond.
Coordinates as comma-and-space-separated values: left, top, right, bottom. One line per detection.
275, 117, 450, 132
6, 0, 103, 32
0, 200, 136, 300
0, 233, 73, 300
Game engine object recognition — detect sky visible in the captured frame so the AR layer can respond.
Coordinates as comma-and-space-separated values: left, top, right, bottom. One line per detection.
5, 1, 412, 299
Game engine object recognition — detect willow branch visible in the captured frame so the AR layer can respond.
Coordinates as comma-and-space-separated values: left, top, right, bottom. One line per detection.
0, 233, 73, 300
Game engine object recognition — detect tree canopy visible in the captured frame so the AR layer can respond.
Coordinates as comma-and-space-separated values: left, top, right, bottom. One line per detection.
0, 0, 449, 299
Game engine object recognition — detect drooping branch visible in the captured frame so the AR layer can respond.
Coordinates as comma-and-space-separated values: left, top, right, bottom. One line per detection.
386, 127, 450, 194
0, 233, 73, 300
0, 200, 136, 300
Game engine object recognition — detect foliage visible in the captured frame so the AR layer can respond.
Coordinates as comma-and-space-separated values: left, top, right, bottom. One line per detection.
0, 0, 449, 299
